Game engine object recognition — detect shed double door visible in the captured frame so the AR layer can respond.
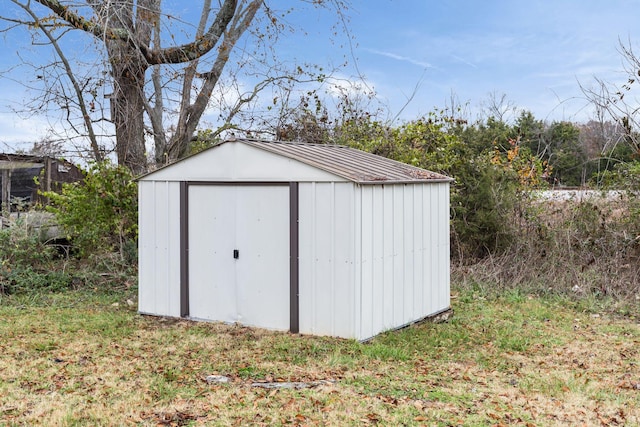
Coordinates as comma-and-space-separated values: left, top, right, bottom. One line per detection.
188, 185, 290, 330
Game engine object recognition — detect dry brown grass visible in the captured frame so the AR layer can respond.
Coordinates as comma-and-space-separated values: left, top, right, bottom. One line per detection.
0, 289, 638, 426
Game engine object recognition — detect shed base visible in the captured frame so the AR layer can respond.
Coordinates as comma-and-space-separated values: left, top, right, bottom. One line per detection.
360, 307, 454, 342
139, 307, 454, 342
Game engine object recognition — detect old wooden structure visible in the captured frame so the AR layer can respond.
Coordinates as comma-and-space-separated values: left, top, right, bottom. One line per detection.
0, 154, 83, 214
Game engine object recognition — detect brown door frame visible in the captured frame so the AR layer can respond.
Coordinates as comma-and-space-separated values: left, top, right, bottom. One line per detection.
179, 181, 299, 333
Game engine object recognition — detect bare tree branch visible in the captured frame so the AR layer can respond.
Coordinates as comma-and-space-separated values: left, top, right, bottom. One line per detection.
166, 0, 262, 160
12, 0, 103, 161
34, 0, 128, 39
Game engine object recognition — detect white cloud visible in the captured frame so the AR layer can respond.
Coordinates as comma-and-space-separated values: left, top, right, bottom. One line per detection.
449, 54, 478, 69
365, 48, 433, 70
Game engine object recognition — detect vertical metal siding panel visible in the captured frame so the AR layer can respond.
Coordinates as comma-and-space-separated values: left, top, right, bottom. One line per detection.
137, 181, 157, 314
438, 184, 449, 310
310, 183, 318, 332
437, 184, 444, 312
299, 182, 355, 339
371, 186, 385, 337
298, 183, 314, 334
164, 181, 171, 314
354, 185, 363, 339
138, 181, 181, 318
433, 183, 443, 311
392, 185, 404, 326
153, 181, 170, 316
332, 183, 355, 338
413, 185, 424, 318
439, 183, 451, 310
313, 183, 335, 335
434, 184, 445, 310
359, 186, 374, 340
444, 183, 451, 309
166, 182, 182, 317
424, 184, 433, 315
330, 182, 336, 336
350, 184, 358, 339
403, 185, 415, 324
382, 185, 394, 330
312, 182, 320, 332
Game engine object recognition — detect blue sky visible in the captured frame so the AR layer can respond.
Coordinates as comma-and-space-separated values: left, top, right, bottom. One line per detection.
1, 0, 639, 150
338, 0, 639, 122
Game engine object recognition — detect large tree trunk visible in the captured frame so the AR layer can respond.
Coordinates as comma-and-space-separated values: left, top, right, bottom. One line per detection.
110, 55, 148, 174
102, 0, 152, 174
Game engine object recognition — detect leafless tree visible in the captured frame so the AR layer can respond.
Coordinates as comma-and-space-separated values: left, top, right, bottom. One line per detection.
581, 39, 640, 158
578, 120, 624, 159
480, 91, 517, 123
1, 1, 349, 173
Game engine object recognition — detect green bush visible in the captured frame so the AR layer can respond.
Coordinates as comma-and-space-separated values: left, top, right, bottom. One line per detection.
0, 162, 139, 295
450, 155, 520, 258
43, 161, 138, 260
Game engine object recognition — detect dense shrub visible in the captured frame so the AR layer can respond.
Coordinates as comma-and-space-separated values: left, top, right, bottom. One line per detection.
0, 161, 139, 295
43, 161, 138, 260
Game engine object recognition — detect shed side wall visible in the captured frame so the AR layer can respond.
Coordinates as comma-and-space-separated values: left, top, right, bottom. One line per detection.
298, 182, 356, 339
138, 180, 182, 317
356, 182, 451, 340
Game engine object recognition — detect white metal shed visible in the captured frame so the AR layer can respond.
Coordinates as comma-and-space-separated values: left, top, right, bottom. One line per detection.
138, 138, 452, 341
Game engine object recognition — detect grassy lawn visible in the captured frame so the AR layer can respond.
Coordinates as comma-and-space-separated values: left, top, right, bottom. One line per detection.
0, 289, 638, 426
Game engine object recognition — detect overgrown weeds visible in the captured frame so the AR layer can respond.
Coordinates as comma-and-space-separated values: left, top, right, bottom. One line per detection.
0, 218, 66, 295
1, 161, 138, 295
0, 216, 136, 296
454, 191, 640, 313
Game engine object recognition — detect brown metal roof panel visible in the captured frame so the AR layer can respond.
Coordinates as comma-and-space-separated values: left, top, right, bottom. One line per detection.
264, 143, 383, 181
238, 139, 452, 183
279, 142, 446, 182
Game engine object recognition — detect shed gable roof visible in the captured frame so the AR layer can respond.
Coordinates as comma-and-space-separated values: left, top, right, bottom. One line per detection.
140, 138, 453, 184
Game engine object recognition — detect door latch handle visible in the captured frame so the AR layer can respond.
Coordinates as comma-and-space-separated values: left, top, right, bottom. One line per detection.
233, 249, 239, 259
